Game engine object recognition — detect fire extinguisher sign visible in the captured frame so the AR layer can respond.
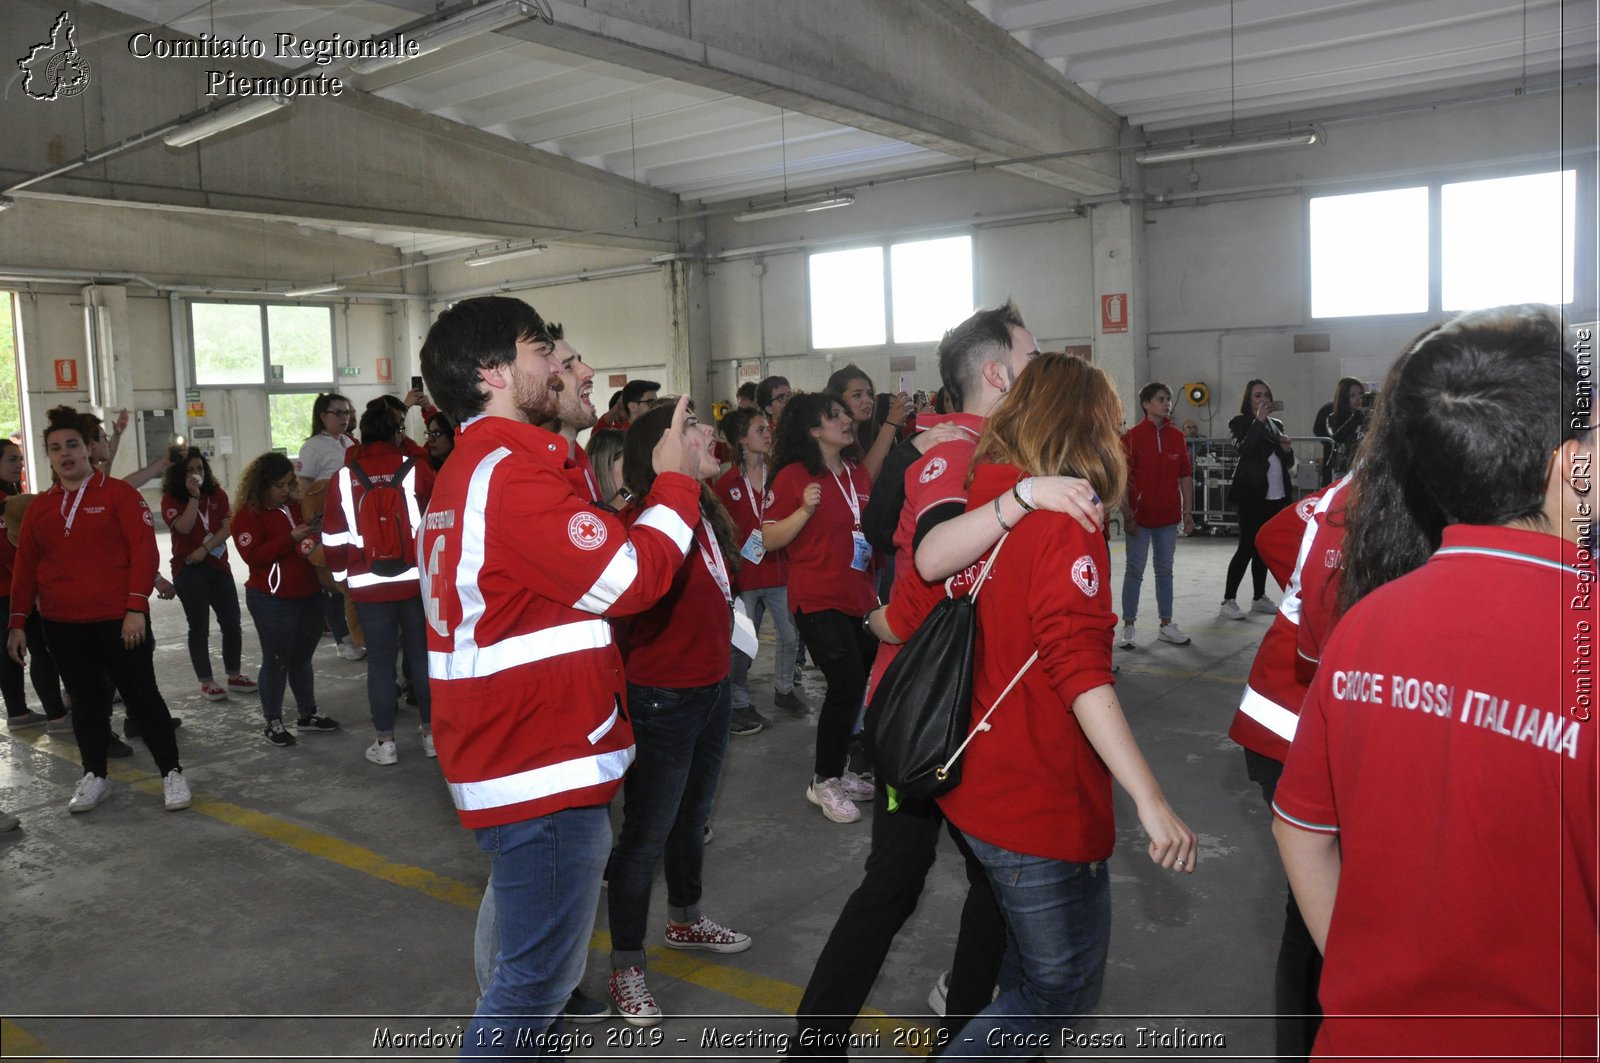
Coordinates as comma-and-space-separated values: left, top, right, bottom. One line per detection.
1100, 293, 1128, 334
54, 359, 78, 390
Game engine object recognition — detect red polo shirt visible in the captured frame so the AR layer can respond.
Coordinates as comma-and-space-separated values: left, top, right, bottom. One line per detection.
764, 460, 876, 617
712, 466, 785, 592
1274, 524, 1596, 1059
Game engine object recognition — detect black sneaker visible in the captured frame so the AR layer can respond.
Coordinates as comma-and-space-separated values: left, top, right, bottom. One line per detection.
264, 719, 297, 747
773, 689, 811, 718
563, 987, 610, 1025
295, 714, 340, 733
122, 715, 182, 740
106, 735, 134, 758
729, 707, 766, 737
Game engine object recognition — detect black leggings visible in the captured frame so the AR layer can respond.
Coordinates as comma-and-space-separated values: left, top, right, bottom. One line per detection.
794, 608, 876, 780
1225, 496, 1289, 602
43, 617, 180, 778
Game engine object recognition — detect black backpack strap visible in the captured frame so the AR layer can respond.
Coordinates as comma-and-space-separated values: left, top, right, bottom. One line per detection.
393, 456, 418, 484
349, 460, 373, 490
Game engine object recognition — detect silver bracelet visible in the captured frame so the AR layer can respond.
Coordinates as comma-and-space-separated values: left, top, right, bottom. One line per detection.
993, 495, 1013, 531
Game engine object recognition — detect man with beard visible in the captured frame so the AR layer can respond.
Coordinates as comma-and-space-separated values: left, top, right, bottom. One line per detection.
539, 323, 603, 504
418, 297, 705, 1056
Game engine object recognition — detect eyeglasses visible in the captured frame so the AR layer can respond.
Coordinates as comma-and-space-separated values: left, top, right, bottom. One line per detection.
425, 430, 447, 440
328, 407, 353, 417
771, 392, 792, 404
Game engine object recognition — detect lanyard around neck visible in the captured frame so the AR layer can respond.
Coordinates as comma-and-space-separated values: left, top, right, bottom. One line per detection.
829, 465, 861, 529
697, 518, 732, 604
60, 478, 91, 537
740, 468, 766, 523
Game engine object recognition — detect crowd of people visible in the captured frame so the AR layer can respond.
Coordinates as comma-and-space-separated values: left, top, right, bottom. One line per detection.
0, 294, 1590, 1060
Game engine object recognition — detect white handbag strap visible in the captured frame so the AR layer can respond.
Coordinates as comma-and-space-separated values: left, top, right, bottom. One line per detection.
938, 648, 1038, 780
944, 530, 1010, 601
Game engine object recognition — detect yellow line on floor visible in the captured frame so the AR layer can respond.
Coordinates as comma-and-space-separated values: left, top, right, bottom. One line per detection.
0, 1016, 67, 1061
5, 732, 935, 1053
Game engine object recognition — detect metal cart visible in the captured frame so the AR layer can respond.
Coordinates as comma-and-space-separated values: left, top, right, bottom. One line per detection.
1189, 437, 1238, 536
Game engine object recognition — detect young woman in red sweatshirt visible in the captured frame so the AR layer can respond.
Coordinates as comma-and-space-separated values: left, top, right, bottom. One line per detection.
231, 452, 341, 747
935, 355, 1196, 1056
161, 447, 255, 702
0, 438, 69, 733
6, 407, 190, 814
604, 401, 750, 1025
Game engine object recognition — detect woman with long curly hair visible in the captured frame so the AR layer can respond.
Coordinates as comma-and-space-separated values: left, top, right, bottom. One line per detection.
937, 354, 1196, 1054
231, 452, 341, 748
161, 447, 254, 702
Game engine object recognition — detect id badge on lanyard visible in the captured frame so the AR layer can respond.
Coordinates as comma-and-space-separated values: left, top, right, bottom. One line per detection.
738, 472, 767, 564
831, 467, 870, 572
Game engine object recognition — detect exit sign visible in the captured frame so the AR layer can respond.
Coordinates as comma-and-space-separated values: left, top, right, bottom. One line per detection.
339, 366, 361, 377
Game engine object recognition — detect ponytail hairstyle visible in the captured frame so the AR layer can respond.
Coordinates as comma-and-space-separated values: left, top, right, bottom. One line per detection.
1339, 304, 1577, 615
308, 392, 352, 441
620, 402, 741, 576
718, 407, 762, 468
235, 452, 296, 513
771, 392, 842, 477
971, 353, 1127, 509
358, 398, 403, 445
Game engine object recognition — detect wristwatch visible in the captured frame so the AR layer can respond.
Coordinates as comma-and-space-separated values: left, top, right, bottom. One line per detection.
862, 609, 878, 636
1012, 477, 1036, 512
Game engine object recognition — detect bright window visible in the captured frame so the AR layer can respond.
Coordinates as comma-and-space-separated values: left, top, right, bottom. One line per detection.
809, 247, 886, 348
891, 237, 974, 343
190, 301, 334, 386
1309, 187, 1430, 318
1442, 170, 1575, 311
809, 235, 975, 348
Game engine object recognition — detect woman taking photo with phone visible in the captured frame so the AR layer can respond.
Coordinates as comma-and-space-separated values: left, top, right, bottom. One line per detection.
7, 407, 191, 814
763, 393, 878, 825
938, 354, 1196, 1054
161, 447, 255, 703
1220, 378, 1295, 620
232, 452, 341, 748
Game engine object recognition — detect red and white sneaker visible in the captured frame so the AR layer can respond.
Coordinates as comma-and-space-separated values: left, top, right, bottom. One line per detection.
664, 916, 752, 954
608, 965, 661, 1027
227, 675, 259, 694
199, 683, 229, 702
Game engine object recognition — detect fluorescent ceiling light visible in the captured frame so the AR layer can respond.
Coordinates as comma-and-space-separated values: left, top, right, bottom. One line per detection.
350, 0, 537, 75
464, 243, 546, 267
163, 97, 290, 147
1134, 132, 1319, 165
280, 283, 344, 298
734, 194, 856, 223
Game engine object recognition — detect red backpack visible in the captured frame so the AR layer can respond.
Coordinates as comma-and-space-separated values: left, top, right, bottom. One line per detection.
349, 457, 418, 576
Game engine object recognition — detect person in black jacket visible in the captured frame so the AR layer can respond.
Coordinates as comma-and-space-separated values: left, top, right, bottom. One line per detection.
1220, 379, 1295, 620
1312, 377, 1367, 486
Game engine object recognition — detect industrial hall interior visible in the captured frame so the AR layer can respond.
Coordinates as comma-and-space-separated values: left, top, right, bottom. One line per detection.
1, 0, 1596, 1060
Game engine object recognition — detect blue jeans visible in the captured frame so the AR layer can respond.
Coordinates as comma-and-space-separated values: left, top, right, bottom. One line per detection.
354, 596, 431, 735
1121, 522, 1179, 624
731, 586, 798, 706
607, 679, 732, 968
465, 806, 611, 1058
244, 589, 321, 723
943, 832, 1111, 1060
174, 564, 243, 682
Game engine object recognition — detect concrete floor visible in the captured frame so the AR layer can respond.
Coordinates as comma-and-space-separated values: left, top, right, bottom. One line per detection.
2, 530, 1291, 1061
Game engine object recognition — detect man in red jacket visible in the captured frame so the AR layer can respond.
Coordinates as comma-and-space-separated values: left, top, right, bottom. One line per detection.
418, 296, 704, 1056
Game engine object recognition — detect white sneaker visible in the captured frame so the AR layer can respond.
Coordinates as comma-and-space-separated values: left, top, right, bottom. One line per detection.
608, 965, 661, 1027
1251, 596, 1278, 615
421, 730, 436, 758
68, 772, 110, 813
838, 768, 875, 802
806, 777, 862, 824
928, 970, 949, 1017
162, 769, 191, 811
1119, 623, 1136, 649
365, 739, 397, 765
335, 639, 367, 661
1158, 623, 1191, 645
1218, 599, 1247, 621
